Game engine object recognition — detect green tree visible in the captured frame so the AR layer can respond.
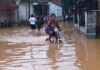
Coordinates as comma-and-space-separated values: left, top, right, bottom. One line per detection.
61, 0, 75, 14
61, 0, 69, 14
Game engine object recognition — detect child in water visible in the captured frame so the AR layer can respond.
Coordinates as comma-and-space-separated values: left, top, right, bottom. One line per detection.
29, 14, 36, 31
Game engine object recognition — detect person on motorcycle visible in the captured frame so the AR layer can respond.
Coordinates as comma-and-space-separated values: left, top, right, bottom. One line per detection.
45, 14, 61, 42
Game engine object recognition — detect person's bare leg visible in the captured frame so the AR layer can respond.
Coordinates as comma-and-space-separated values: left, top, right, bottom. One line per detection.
55, 37, 58, 43
49, 34, 52, 41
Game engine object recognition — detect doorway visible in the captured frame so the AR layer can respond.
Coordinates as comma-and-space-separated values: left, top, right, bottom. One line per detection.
33, 4, 49, 17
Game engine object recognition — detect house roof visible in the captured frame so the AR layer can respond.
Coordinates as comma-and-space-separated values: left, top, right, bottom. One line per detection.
34, 0, 62, 6
50, 0, 62, 6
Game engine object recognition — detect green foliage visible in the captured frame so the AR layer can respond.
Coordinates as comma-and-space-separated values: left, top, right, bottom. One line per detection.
96, 35, 100, 39
61, 0, 69, 14
61, 0, 75, 14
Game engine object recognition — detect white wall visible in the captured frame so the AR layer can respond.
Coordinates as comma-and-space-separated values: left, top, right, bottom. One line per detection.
30, 4, 34, 15
48, 2, 62, 17
74, 13, 87, 34
18, 2, 33, 21
17, 2, 62, 21
18, 3, 28, 21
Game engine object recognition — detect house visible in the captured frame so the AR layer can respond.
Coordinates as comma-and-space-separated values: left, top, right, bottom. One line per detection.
0, 0, 17, 24
74, 0, 97, 39
16, 0, 34, 22
17, 0, 63, 22
48, 1, 62, 20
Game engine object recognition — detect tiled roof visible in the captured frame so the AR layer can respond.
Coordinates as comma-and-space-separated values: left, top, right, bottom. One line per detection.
50, 0, 61, 6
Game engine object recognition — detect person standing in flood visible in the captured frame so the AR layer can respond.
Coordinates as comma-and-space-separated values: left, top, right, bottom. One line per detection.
39, 16, 44, 27
29, 14, 36, 31
35, 17, 42, 31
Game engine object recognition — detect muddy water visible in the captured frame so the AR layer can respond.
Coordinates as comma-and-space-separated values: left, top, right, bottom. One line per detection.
0, 26, 100, 70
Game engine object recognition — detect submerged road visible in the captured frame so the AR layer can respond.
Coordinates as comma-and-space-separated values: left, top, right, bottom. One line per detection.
0, 23, 100, 70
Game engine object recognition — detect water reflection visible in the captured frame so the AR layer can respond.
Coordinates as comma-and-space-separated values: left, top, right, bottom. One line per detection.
75, 34, 100, 70
47, 43, 62, 70
0, 42, 33, 70
47, 42, 79, 70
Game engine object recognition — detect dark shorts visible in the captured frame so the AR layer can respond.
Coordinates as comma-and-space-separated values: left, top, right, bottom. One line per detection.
30, 24, 36, 30
45, 27, 58, 38
45, 27, 51, 33
52, 32, 57, 37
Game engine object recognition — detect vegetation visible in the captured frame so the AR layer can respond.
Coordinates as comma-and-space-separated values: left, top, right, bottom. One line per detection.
96, 35, 100, 39
61, 0, 75, 14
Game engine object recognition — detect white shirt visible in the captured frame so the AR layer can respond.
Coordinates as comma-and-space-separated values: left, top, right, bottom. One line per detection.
29, 17, 36, 25
65, 15, 68, 19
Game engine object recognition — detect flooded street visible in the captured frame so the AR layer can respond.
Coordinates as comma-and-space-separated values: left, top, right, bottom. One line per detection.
0, 24, 100, 70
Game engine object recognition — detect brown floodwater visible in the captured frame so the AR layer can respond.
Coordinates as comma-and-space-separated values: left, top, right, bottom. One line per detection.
0, 25, 100, 70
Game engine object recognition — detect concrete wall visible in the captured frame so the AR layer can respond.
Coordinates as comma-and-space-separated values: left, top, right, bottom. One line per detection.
74, 11, 96, 39
0, 11, 8, 22
0, 10, 16, 23
86, 12, 96, 39
16, 1, 63, 21
17, 2, 33, 21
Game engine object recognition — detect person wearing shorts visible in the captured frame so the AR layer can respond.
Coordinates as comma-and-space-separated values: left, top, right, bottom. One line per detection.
29, 14, 36, 31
